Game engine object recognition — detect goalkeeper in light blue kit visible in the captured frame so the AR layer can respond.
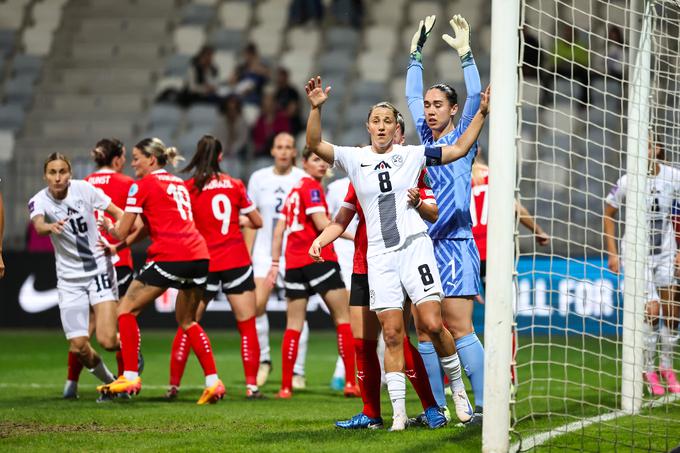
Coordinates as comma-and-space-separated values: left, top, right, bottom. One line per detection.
405, 14, 485, 425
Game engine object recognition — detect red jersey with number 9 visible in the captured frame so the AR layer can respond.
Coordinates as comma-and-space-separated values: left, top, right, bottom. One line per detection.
185, 173, 255, 272
125, 169, 209, 262
471, 168, 489, 261
280, 176, 337, 269
85, 169, 134, 269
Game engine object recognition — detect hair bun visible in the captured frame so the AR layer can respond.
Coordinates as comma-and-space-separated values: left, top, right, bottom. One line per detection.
165, 146, 185, 167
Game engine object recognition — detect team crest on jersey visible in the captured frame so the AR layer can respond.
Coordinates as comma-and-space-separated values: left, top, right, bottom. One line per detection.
275, 186, 285, 194
374, 161, 392, 171
391, 154, 404, 167
310, 189, 321, 202
128, 184, 139, 196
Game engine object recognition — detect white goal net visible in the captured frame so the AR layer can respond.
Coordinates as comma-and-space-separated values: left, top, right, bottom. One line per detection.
502, 0, 680, 451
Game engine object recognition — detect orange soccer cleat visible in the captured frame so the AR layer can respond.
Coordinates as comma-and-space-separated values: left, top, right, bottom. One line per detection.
276, 387, 293, 399
197, 380, 225, 405
98, 376, 141, 396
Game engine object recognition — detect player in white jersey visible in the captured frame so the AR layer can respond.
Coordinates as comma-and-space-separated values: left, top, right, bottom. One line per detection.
28, 153, 121, 397
604, 139, 680, 395
245, 132, 307, 387
305, 76, 489, 429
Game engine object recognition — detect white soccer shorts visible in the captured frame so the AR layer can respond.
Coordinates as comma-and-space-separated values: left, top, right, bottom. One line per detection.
57, 269, 118, 340
367, 233, 443, 312
645, 252, 675, 301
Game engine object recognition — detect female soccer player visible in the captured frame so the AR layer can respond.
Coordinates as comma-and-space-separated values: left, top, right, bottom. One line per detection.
270, 147, 357, 399
405, 14, 487, 422
165, 135, 264, 399
604, 139, 680, 395
97, 138, 225, 404
29, 153, 121, 398
62, 139, 141, 399
244, 132, 307, 387
306, 74, 489, 429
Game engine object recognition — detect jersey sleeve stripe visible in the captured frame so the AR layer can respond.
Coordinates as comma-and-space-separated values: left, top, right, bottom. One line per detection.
305, 206, 326, 215
240, 205, 257, 214
125, 206, 143, 213
341, 202, 356, 211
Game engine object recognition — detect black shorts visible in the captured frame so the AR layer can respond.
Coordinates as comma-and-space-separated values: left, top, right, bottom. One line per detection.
116, 265, 135, 297
284, 261, 345, 299
136, 260, 209, 290
349, 273, 370, 307
205, 265, 256, 300
480, 260, 487, 290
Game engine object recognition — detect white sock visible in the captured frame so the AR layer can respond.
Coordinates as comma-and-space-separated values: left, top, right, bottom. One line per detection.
123, 371, 139, 381
642, 322, 659, 373
385, 371, 407, 418
377, 334, 386, 384
205, 373, 219, 387
659, 324, 678, 370
90, 359, 115, 384
333, 356, 345, 379
440, 353, 465, 391
294, 321, 309, 375
256, 314, 271, 362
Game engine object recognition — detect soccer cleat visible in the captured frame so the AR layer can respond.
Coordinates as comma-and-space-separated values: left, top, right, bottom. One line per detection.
389, 413, 408, 432
659, 368, 680, 394
406, 412, 427, 428
96, 393, 115, 403
246, 388, 265, 399
442, 406, 452, 423
256, 361, 272, 387
63, 380, 78, 399
465, 411, 483, 427
276, 388, 292, 399
644, 371, 665, 396
165, 385, 179, 400
335, 412, 384, 429
98, 376, 141, 396
292, 373, 306, 390
197, 380, 225, 405
424, 405, 448, 429
330, 376, 345, 391
343, 382, 361, 398
451, 388, 474, 423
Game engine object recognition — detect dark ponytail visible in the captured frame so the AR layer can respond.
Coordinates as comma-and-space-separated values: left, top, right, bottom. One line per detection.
91, 138, 124, 168
181, 135, 223, 191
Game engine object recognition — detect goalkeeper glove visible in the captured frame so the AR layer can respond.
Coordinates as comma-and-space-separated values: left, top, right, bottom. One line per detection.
442, 14, 473, 64
409, 15, 436, 63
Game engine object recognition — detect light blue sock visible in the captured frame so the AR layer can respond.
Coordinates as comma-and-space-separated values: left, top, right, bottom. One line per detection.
455, 332, 485, 410
417, 341, 447, 408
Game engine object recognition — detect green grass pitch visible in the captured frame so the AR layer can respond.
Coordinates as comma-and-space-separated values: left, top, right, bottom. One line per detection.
1, 331, 679, 452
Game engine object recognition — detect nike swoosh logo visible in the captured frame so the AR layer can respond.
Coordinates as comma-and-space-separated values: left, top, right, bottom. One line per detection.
19, 274, 59, 313
423, 285, 435, 292
360, 164, 371, 167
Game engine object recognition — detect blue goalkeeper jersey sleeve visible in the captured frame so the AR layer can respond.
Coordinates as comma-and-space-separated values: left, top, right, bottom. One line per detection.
405, 56, 482, 239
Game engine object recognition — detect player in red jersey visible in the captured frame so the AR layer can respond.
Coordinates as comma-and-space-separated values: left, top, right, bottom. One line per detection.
164, 135, 265, 399
97, 137, 225, 404
310, 117, 447, 429
63, 139, 141, 399
270, 147, 357, 399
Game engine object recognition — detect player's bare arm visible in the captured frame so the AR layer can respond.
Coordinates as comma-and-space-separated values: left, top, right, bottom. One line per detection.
309, 205, 355, 261
516, 201, 549, 245
103, 211, 137, 241
603, 203, 620, 273
32, 214, 66, 235
407, 188, 439, 223
305, 76, 335, 164
268, 218, 286, 287
244, 209, 263, 229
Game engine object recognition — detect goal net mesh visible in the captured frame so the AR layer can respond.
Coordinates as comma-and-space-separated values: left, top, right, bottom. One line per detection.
512, 0, 680, 450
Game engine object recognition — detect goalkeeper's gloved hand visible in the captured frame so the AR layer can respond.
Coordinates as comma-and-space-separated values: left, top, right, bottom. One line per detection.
442, 14, 472, 62
409, 15, 436, 63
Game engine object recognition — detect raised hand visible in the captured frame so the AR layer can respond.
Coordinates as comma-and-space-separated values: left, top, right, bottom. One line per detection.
480, 85, 490, 116
442, 14, 471, 57
305, 76, 331, 108
410, 15, 436, 62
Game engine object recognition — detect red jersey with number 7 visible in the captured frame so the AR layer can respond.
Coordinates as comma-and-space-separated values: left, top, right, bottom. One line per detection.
125, 169, 209, 263
85, 169, 134, 269
280, 175, 337, 269
185, 173, 255, 272
471, 168, 489, 261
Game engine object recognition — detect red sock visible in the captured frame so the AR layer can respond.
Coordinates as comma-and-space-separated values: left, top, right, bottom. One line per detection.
403, 336, 437, 410
281, 329, 301, 391
169, 327, 191, 387
336, 323, 356, 385
236, 317, 260, 386
67, 351, 83, 382
118, 313, 140, 373
185, 324, 217, 377
354, 338, 381, 419
115, 351, 124, 377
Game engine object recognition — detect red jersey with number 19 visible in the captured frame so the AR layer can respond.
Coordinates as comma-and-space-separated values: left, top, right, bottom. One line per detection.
125, 169, 209, 263
85, 169, 134, 269
186, 173, 255, 272
280, 176, 337, 269
470, 168, 489, 261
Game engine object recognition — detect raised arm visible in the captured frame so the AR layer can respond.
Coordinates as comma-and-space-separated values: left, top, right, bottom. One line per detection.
406, 16, 436, 134
305, 76, 335, 164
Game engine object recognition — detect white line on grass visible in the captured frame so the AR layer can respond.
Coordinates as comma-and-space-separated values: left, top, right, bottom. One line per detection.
511, 393, 680, 452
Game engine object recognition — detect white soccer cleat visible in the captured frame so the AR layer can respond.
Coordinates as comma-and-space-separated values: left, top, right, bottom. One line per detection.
292, 374, 306, 390
389, 413, 408, 432
452, 388, 474, 423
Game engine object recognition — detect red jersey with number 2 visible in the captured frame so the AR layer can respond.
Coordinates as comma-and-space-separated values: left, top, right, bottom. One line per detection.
186, 173, 255, 272
344, 169, 435, 274
125, 169, 208, 263
281, 176, 337, 269
471, 168, 489, 261
85, 169, 134, 269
